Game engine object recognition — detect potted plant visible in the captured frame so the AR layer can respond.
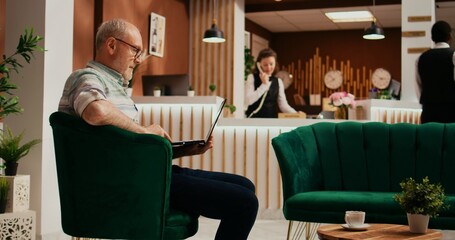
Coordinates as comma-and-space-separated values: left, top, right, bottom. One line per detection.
153, 86, 161, 97
187, 85, 195, 97
244, 47, 254, 81
224, 104, 236, 117
0, 127, 41, 176
0, 177, 8, 213
394, 176, 449, 233
209, 83, 216, 96
0, 28, 44, 175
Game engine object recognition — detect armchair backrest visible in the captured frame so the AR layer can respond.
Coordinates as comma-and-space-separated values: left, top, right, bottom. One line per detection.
272, 122, 455, 201
49, 112, 173, 239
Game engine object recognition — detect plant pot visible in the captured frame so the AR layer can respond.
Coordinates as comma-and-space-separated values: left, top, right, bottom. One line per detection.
407, 213, 429, 233
5, 162, 18, 176
153, 90, 161, 97
187, 90, 195, 97
0, 198, 6, 213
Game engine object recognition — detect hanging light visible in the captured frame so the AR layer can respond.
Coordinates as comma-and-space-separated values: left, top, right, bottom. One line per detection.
363, 0, 385, 40
363, 20, 385, 40
203, 0, 225, 43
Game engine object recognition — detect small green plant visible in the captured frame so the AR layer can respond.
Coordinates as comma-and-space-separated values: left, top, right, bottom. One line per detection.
154, 86, 161, 91
209, 83, 216, 93
224, 104, 236, 114
0, 178, 8, 202
0, 127, 41, 164
394, 176, 449, 218
188, 85, 194, 91
0, 28, 44, 119
244, 47, 255, 80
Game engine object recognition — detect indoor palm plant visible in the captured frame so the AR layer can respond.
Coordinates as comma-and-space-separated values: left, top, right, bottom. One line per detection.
394, 176, 449, 233
0, 127, 41, 176
0, 28, 44, 175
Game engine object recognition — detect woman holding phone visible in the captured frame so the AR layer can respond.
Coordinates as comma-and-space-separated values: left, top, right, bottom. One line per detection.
245, 48, 297, 118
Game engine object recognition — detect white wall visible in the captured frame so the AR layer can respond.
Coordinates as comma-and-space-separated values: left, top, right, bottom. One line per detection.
5, 0, 73, 238
401, 0, 435, 102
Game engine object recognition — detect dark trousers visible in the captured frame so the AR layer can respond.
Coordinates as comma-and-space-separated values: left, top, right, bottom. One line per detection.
170, 165, 259, 240
421, 104, 455, 124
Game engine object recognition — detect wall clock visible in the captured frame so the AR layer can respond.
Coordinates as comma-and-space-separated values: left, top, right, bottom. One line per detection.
324, 70, 343, 89
372, 68, 391, 89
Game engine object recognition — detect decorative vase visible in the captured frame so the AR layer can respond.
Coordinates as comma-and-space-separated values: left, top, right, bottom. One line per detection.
335, 106, 348, 120
407, 213, 429, 233
5, 162, 18, 176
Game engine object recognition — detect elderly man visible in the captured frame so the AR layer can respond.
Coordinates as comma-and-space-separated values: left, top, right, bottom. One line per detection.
59, 18, 258, 240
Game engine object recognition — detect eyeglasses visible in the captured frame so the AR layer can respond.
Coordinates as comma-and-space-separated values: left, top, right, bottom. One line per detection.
114, 37, 143, 59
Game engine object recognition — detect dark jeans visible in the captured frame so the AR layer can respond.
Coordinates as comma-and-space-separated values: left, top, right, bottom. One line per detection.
170, 165, 258, 240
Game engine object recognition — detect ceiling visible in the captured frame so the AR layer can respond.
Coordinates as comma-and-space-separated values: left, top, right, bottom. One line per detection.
245, 0, 455, 32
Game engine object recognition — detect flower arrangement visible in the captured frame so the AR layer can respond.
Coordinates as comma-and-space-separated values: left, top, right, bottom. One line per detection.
329, 91, 356, 109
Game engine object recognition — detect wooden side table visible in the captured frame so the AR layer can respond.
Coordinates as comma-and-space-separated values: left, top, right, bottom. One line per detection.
317, 223, 442, 240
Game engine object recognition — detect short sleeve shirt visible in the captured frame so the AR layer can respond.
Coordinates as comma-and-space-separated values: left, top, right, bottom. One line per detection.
58, 61, 138, 122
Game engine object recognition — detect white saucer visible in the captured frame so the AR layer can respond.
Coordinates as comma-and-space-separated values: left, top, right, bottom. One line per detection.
341, 223, 370, 231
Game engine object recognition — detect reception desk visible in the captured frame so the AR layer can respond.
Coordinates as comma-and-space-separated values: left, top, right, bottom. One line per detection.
133, 96, 422, 219
349, 99, 422, 124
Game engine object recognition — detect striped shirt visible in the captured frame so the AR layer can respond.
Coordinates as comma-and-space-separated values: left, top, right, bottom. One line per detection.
58, 61, 138, 122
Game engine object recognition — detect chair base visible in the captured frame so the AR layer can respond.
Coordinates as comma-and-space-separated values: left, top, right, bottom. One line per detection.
287, 221, 320, 240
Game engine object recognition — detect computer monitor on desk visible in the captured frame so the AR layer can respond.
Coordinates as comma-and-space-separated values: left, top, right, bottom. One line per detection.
143, 74, 189, 96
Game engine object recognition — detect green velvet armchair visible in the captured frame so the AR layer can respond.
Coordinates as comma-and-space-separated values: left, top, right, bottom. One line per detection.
49, 112, 198, 239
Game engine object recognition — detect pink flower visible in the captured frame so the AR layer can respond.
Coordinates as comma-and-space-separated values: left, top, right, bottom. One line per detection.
329, 91, 356, 109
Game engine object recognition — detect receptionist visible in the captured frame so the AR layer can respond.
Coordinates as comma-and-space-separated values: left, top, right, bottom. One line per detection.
245, 48, 297, 118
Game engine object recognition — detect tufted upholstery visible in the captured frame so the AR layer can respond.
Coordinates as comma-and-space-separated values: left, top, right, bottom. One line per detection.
50, 112, 198, 239
272, 121, 455, 229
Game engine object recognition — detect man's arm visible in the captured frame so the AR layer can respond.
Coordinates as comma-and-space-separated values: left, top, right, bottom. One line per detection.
82, 99, 171, 139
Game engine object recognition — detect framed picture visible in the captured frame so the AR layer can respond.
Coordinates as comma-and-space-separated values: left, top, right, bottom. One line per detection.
149, 12, 166, 57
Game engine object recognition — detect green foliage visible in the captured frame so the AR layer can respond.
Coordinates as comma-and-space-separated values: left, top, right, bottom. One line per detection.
244, 47, 254, 81
209, 83, 216, 92
394, 176, 449, 218
188, 85, 194, 91
0, 127, 41, 163
224, 104, 236, 114
0, 178, 8, 201
0, 28, 44, 119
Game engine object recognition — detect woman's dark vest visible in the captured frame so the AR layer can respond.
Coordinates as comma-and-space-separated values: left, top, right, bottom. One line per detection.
245, 73, 279, 118
418, 48, 455, 104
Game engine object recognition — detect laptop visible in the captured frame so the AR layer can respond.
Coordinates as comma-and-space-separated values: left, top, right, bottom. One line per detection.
171, 98, 226, 146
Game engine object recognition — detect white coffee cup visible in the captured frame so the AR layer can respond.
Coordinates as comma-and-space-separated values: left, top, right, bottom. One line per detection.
345, 211, 365, 227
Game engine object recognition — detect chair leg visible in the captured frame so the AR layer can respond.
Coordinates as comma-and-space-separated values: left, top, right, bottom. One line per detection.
286, 221, 321, 240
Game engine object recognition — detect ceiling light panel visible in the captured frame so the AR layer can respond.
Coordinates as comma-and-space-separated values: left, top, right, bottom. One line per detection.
325, 11, 374, 23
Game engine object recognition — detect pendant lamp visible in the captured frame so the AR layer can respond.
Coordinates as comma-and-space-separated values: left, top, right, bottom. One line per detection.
363, 21, 385, 40
363, 0, 385, 40
203, 0, 225, 43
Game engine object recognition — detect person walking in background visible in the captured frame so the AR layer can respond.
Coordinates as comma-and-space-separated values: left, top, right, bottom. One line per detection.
245, 48, 298, 118
59, 18, 258, 240
416, 20, 455, 123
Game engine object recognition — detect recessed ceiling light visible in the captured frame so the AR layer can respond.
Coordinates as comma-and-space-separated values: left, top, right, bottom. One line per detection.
325, 11, 374, 23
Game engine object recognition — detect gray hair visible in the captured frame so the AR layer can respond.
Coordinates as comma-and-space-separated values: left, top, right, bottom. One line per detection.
95, 19, 130, 50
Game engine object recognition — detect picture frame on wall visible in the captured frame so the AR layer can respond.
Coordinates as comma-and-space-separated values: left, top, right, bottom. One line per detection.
149, 12, 166, 57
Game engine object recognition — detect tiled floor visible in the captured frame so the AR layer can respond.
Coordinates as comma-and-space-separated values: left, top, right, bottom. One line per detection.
189, 217, 455, 240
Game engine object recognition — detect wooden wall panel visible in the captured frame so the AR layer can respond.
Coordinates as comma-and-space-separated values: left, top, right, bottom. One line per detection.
190, 0, 235, 103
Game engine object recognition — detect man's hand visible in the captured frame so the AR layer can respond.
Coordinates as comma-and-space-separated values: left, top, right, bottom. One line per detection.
172, 136, 214, 159
144, 124, 171, 141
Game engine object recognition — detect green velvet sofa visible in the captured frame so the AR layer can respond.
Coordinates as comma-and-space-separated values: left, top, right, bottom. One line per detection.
271, 121, 455, 233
